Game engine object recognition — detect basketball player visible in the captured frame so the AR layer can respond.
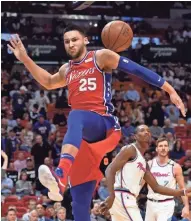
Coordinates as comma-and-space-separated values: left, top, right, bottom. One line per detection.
100, 125, 191, 221
145, 137, 190, 221
8, 25, 186, 221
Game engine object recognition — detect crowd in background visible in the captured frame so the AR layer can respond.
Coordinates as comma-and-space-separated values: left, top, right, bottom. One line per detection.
1, 4, 191, 221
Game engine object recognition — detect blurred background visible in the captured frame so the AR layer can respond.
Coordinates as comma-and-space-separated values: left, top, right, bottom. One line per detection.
1, 1, 191, 221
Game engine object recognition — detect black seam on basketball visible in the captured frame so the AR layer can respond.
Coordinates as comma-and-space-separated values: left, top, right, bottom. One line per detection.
113, 35, 133, 52
110, 22, 126, 50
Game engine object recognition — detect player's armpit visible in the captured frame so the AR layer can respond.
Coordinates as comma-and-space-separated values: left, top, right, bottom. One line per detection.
144, 164, 184, 197
95, 49, 120, 72
105, 145, 136, 196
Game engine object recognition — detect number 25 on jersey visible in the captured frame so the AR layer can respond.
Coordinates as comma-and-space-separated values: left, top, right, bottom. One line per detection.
79, 78, 96, 91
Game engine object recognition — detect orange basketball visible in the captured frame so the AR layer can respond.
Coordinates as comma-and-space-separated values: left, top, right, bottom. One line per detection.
101, 20, 133, 52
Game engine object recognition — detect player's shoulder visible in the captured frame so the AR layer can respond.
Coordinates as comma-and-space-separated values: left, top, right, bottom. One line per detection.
171, 160, 182, 175
120, 143, 137, 156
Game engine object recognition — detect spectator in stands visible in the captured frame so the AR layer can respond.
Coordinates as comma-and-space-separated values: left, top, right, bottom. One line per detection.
36, 204, 52, 221
13, 118, 24, 134
165, 26, 174, 43
33, 114, 51, 141
98, 178, 109, 201
121, 120, 135, 138
51, 137, 62, 167
22, 200, 37, 221
6, 162, 18, 185
41, 195, 52, 207
123, 83, 140, 102
1, 128, 13, 160
173, 76, 185, 91
15, 171, 33, 197
163, 118, 175, 134
21, 112, 30, 128
163, 70, 174, 85
7, 112, 17, 132
28, 209, 39, 221
56, 207, 70, 221
90, 202, 105, 221
184, 170, 191, 188
44, 157, 53, 169
9, 130, 20, 153
29, 104, 40, 125
46, 206, 56, 220
53, 109, 67, 126
20, 122, 34, 152
12, 85, 28, 119
49, 119, 57, 133
144, 151, 153, 162
131, 104, 144, 126
53, 202, 62, 212
165, 132, 175, 150
13, 152, 27, 172
181, 158, 191, 173
31, 135, 51, 172
178, 149, 191, 166
34, 90, 50, 117
6, 208, 21, 221
21, 157, 36, 184
1, 169, 14, 197
149, 119, 164, 139
170, 139, 185, 160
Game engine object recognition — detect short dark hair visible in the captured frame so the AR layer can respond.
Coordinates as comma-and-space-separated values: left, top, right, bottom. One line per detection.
156, 137, 169, 146
63, 24, 86, 36
7, 208, 16, 216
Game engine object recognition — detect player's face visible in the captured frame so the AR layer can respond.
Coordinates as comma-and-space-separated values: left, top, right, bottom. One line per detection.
64, 30, 88, 59
136, 125, 151, 143
156, 141, 169, 157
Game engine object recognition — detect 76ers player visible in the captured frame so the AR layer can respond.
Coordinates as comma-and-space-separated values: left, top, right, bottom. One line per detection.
8, 25, 186, 221
100, 125, 191, 221
145, 137, 190, 221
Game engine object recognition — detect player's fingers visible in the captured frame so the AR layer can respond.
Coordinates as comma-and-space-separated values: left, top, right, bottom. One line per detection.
10, 39, 17, 48
7, 44, 15, 52
11, 35, 18, 45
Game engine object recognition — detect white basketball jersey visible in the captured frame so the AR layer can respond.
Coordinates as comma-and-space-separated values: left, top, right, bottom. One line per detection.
114, 144, 146, 197
147, 158, 176, 200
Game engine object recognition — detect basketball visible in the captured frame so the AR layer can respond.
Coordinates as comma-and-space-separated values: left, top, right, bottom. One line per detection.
101, 20, 133, 52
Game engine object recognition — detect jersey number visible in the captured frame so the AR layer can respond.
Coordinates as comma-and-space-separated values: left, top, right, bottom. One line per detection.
79, 78, 96, 91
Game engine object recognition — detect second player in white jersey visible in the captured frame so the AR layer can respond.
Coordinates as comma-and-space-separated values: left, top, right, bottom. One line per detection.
147, 158, 176, 201
145, 137, 190, 221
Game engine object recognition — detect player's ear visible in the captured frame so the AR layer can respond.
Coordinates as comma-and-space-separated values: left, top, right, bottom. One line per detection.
84, 37, 89, 45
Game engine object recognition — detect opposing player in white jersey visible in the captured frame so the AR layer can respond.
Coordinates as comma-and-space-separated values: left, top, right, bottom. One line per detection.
100, 125, 191, 221
145, 137, 190, 221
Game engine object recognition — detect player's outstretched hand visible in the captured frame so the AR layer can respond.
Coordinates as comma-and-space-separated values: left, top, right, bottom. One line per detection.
99, 195, 115, 215
181, 206, 191, 220
7, 34, 28, 63
169, 92, 186, 117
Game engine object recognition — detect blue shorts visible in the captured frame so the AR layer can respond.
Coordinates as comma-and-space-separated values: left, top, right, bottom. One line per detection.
63, 110, 120, 148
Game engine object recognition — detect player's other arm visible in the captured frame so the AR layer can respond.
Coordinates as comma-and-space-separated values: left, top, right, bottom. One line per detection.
174, 163, 190, 219
7, 34, 67, 90
144, 163, 190, 197
96, 49, 186, 117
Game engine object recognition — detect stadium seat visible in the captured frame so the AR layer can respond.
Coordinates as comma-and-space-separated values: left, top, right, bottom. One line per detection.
22, 195, 38, 203
4, 195, 19, 203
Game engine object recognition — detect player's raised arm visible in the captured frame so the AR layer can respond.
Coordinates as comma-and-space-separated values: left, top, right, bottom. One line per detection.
7, 34, 67, 90
100, 145, 136, 213
144, 163, 191, 197
96, 49, 186, 117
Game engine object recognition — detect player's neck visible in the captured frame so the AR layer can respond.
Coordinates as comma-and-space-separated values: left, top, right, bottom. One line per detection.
72, 48, 87, 63
135, 141, 149, 155
156, 156, 169, 165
